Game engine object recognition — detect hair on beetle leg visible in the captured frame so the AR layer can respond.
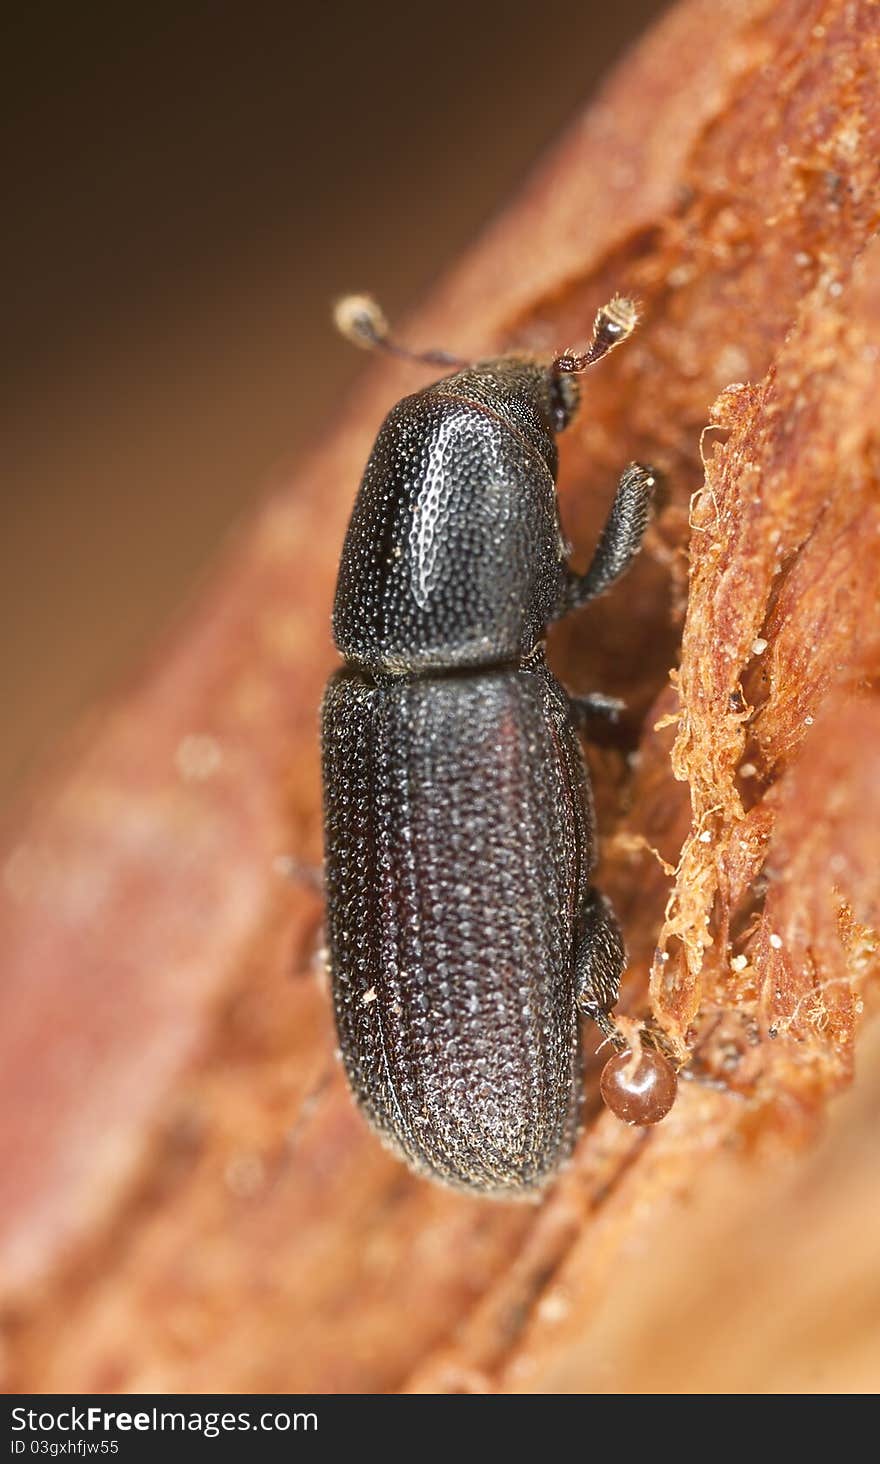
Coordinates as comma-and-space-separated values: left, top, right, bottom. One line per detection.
592, 1010, 628, 1056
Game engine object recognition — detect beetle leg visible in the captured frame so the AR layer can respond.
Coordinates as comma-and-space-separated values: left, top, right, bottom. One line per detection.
574, 888, 627, 1050
568, 691, 625, 731
553, 463, 657, 616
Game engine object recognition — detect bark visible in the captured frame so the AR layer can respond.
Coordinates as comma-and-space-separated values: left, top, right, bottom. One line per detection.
2, 0, 879, 1393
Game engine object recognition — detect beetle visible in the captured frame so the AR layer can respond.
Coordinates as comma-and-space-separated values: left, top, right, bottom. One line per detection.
321, 294, 676, 1195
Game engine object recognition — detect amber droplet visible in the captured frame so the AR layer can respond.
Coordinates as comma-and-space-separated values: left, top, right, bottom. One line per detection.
600, 1046, 677, 1125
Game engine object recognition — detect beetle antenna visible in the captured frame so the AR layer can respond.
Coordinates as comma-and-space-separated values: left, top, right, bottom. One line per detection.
333, 293, 464, 368
552, 295, 639, 375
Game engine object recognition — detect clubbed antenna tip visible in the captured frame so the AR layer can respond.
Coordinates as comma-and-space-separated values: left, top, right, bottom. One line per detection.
332, 293, 464, 369
333, 293, 390, 351
553, 295, 640, 375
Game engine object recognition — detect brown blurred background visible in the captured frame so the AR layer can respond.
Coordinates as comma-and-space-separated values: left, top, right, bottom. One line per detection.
2, 0, 667, 810
4, 2, 880, 1396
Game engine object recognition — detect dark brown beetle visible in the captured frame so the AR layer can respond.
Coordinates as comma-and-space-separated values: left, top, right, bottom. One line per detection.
322, 296, 675, 1193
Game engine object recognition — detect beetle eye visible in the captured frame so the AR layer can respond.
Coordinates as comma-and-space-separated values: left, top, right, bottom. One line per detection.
549, 373, 580, 433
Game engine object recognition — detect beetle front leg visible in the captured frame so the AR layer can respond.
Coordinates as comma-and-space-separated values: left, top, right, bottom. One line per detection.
574, 887, 627, 1050
553, 463, 657, 617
